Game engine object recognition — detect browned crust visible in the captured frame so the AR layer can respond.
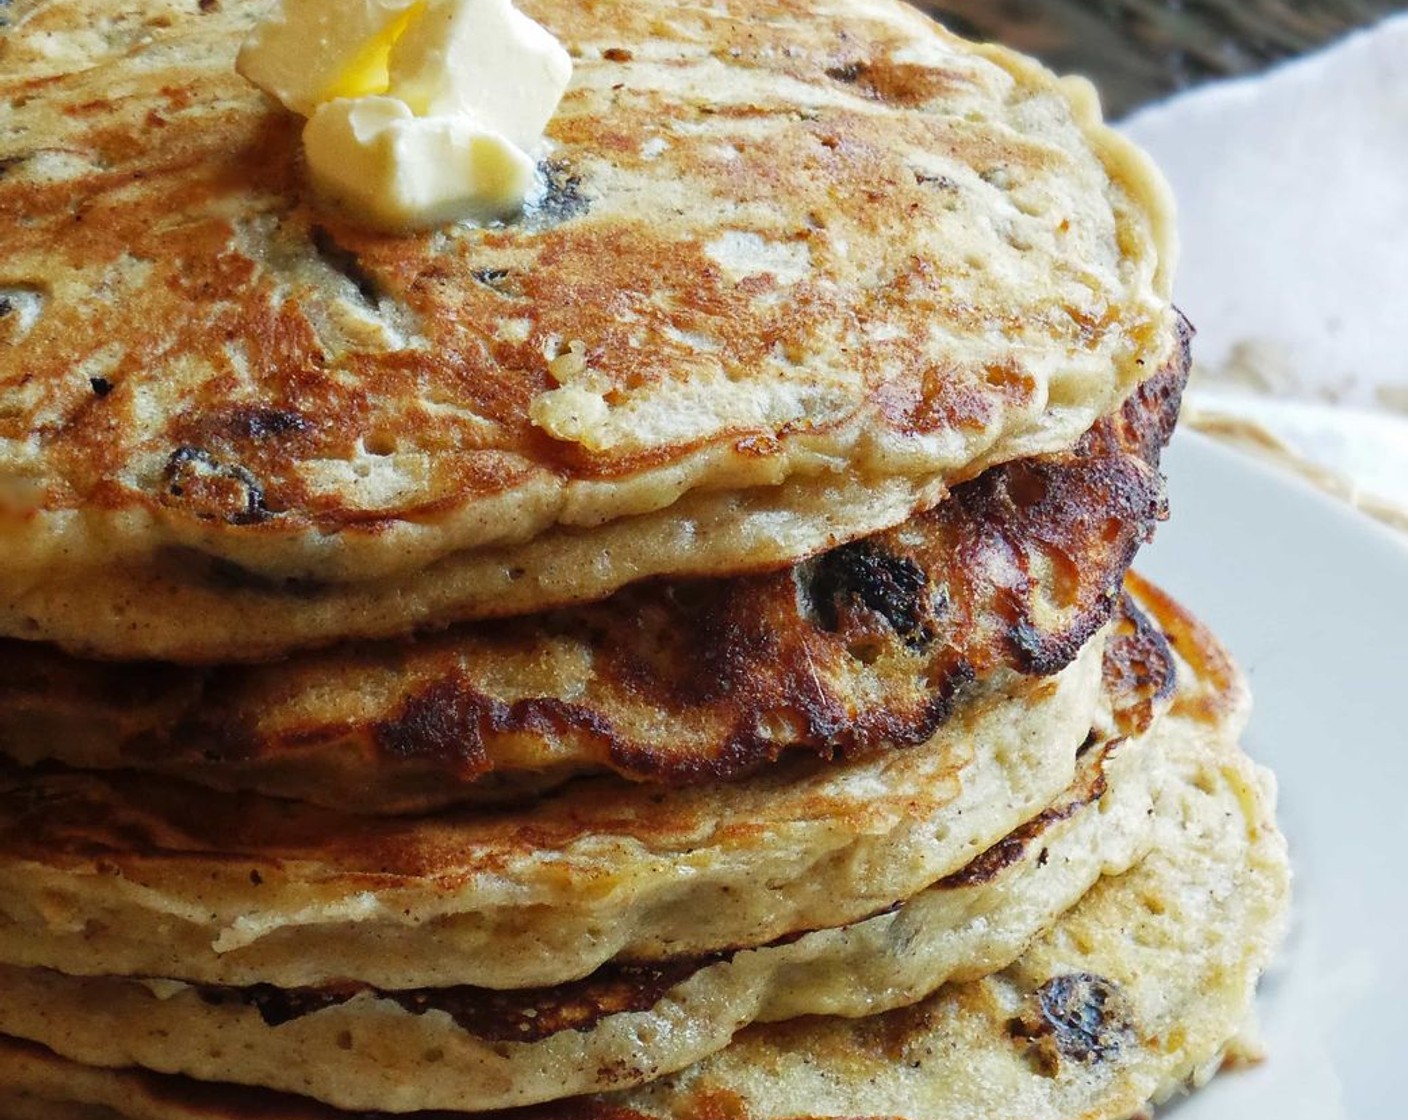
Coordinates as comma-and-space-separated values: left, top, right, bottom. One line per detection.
1100, 589, 1178, 741
0, 330, 1188, 812
1123, 569, 1241, 728
936, 589, 1173, 892
187, 954, 743, 1046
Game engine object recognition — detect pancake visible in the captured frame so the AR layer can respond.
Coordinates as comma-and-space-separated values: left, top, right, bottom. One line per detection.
0, 596, 1171, 1111
0, 354, 1186, 812
0, 0, 1178, 660
0, 578, 1290, 1119
0, 617, 1104, 993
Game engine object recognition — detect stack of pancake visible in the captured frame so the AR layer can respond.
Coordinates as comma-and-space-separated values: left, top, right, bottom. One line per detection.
0, 0, 1288, 1117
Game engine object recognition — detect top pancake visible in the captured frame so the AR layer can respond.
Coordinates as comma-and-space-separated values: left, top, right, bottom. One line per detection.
0, 0, 1176, 657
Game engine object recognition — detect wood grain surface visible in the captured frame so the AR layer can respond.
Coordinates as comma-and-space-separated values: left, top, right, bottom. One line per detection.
920, 0, 1407, 115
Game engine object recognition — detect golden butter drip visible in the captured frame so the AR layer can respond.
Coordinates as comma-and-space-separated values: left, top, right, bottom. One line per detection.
317, 2, 426, 102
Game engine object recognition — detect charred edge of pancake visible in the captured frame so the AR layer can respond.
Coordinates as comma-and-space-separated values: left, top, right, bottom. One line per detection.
187, 933, 811, 1044
1101, 591, 1176, 740
181, 905, 900, 1045
938, 591, 1172, 890
991, 327, 1188, 678
932, 748, 1110, 891
1123, 569, 1242, 730
197, 960, 712, 1043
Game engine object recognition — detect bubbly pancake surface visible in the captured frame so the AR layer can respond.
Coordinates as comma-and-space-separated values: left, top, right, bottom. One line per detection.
0, 0, 1176, 658
0, 352, 1186, 811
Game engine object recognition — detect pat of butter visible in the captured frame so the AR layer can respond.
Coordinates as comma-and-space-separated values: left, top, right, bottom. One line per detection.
305, 97, 535, 230
388, 0, 571, 151
237, 0, 425, 118
237, 0, 572, 231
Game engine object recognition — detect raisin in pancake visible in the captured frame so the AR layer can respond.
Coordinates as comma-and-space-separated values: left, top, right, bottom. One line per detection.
0, 594, 1173, 1112
0, 579, 1290, 1119
0, 618, 1105, 993
0, 0, 1178, 661
0, 355, 1185, 813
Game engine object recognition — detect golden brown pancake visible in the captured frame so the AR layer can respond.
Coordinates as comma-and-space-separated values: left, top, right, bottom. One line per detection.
0, 0, 1178, 660
0, 699, 1163, 1112
0, 626, 1106, 993
0, 578, 1290, 1120
0, 590, 1176, 1111
0, 348, 1186, 812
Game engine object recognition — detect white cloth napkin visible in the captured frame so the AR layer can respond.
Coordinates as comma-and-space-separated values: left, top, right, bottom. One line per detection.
1121, 16, 1408, 521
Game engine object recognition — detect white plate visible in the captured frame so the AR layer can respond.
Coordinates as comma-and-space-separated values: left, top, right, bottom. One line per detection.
1139, 432, 1408, 1118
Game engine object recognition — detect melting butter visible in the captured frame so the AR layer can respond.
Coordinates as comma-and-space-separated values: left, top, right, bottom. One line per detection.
319, 2, 427, 103
304, 97, 536, 230
237, 0, 424, 118
238, 0, 572, 231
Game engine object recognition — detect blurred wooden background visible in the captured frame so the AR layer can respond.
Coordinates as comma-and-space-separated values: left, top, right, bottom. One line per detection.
919, 0, 1407, 115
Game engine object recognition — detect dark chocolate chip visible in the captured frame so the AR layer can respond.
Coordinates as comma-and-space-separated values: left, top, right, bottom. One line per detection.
802, 540, 936, 650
